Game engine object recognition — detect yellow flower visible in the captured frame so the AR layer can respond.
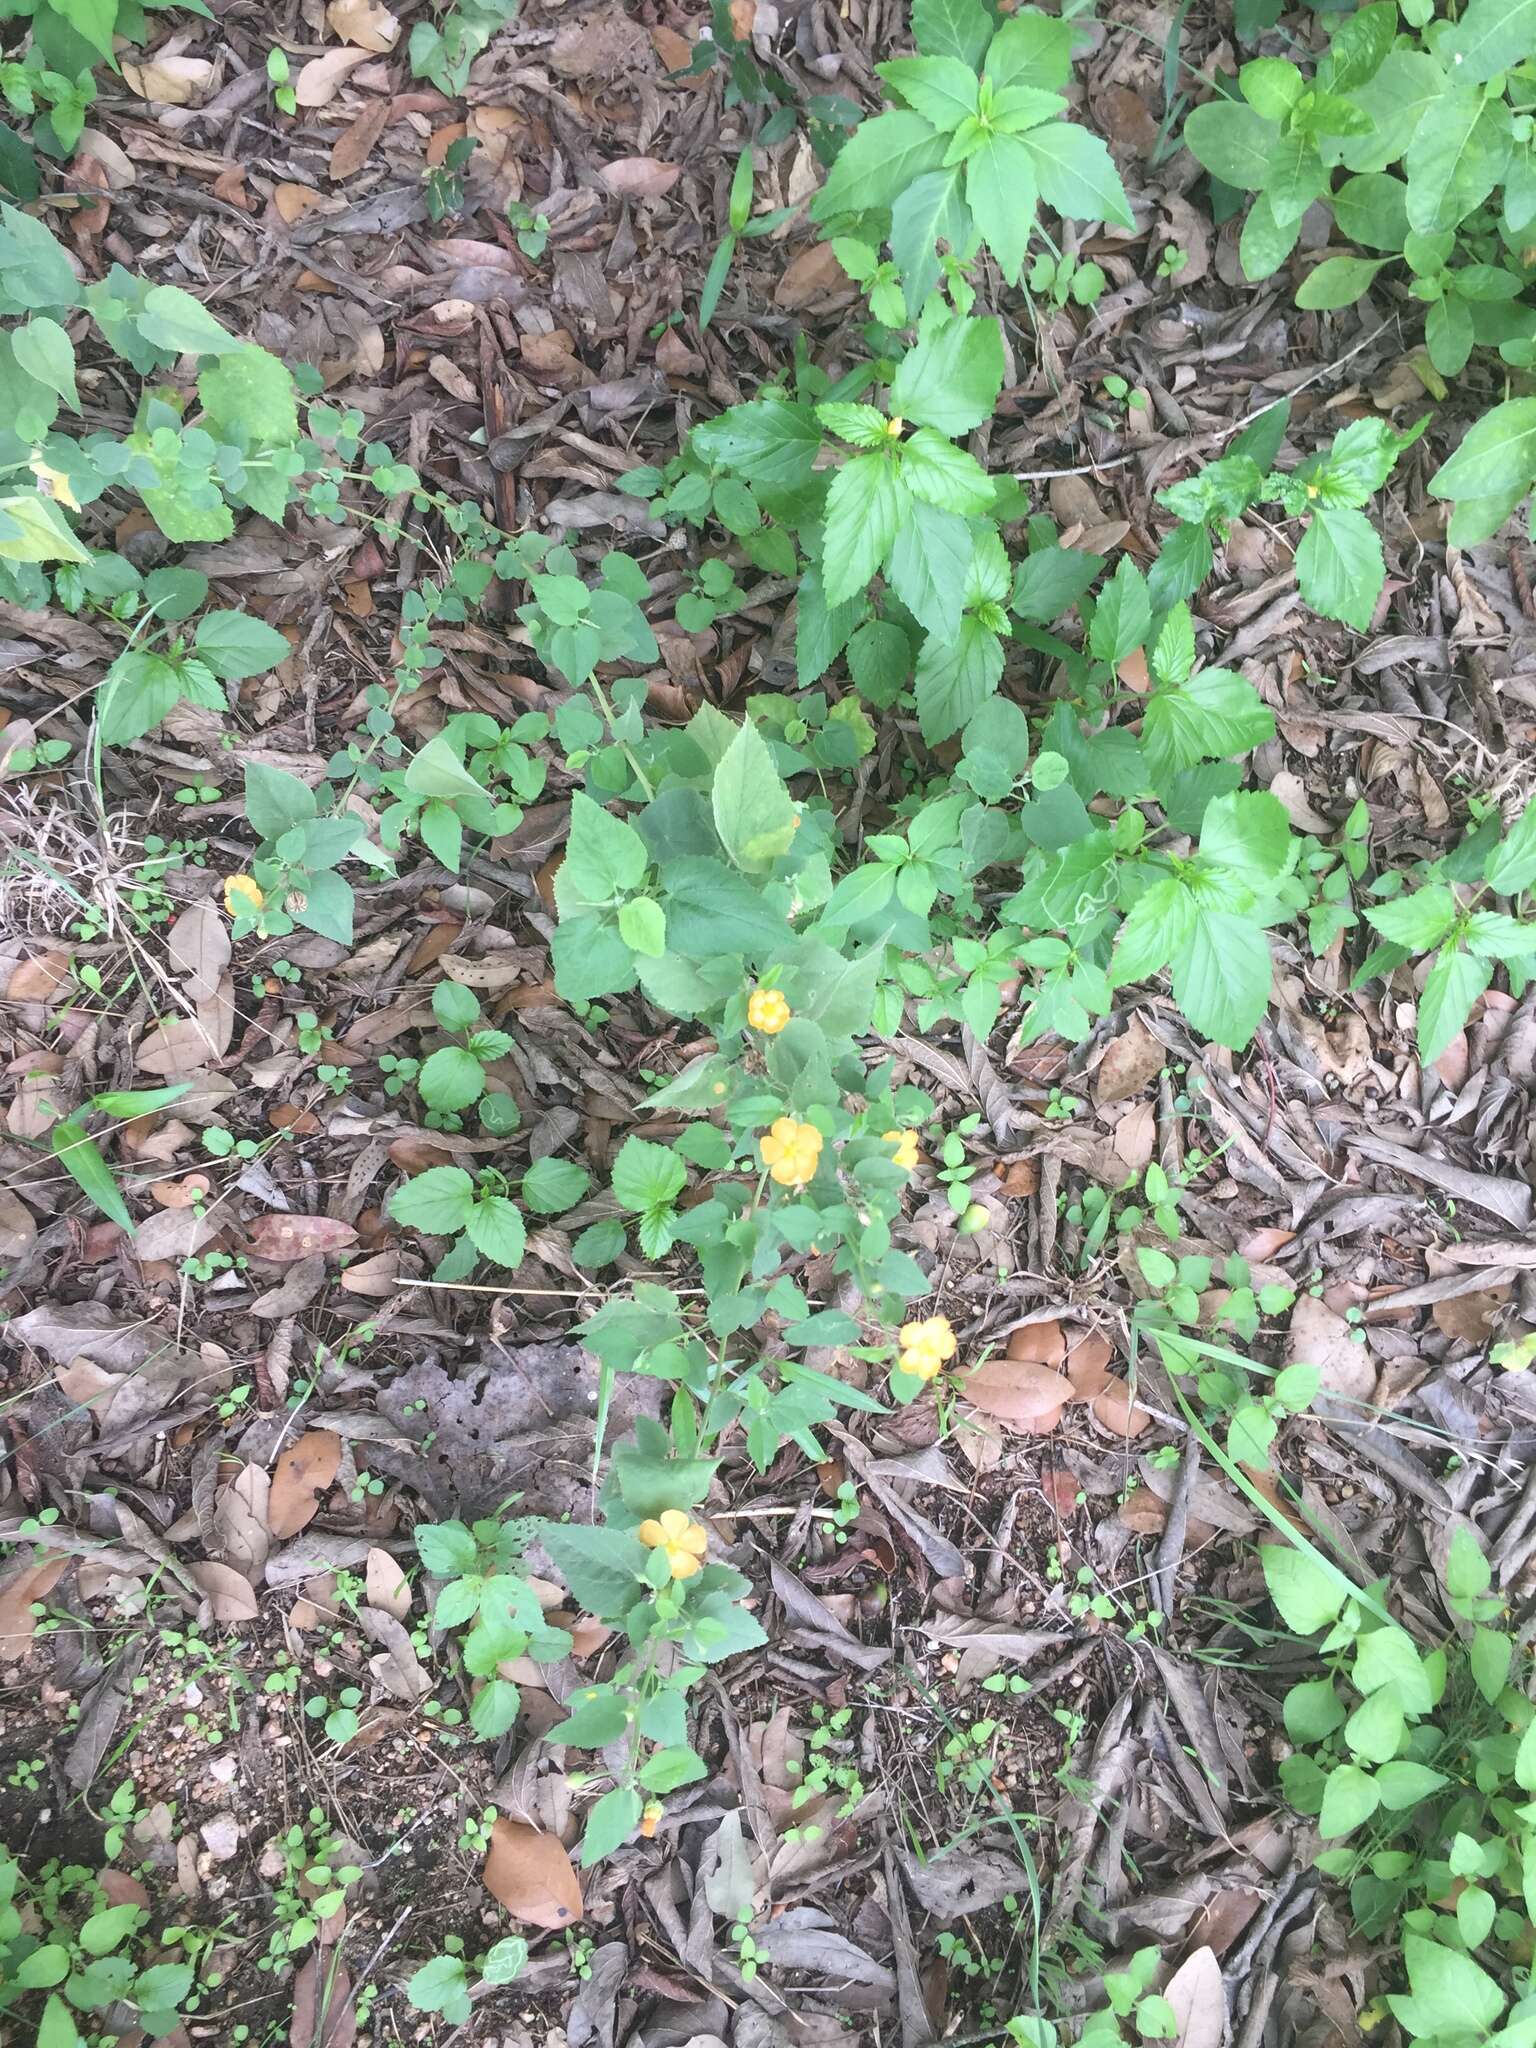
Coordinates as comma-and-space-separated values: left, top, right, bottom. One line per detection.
884, 1128, 920, 1172
898, 1314, 957, 1381
637, 1508, 708, 1581
223, 873, 264, 917
747, 987, 791, 1035
28, 452, 79, 511
758, 1116, 822, 1189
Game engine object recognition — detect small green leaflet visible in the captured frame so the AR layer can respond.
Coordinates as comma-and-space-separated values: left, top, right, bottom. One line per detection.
1294, 505, 1383, 631
889, 311, 1003, 437
820, 454, 908, 606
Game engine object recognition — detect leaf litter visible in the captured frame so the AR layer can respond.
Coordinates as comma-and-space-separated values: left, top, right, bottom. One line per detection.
0, 0, 1535, 2039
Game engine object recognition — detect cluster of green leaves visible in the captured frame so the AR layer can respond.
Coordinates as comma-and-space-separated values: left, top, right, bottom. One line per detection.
809, 0, 1132, 307
1268, 1525, 1536, 2048
414, 1514, 574, 1740
0, 1846, 197, 2046
405, 1935, 529, 2026
387, 1141, 590, 1283
226, 762, 394, 950
0, 0, 194, 194
1182, 0, 1536, 541
408, 0, 519, 96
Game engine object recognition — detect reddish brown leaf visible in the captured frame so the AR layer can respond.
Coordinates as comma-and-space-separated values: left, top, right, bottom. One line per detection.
1089, 1377, 1153, 1439
962, 1359, 1073, 1430
482, 1817, 583, 1929
247, 1214, 359, 1263
267, 1430, 343, 1539
0, 1554, 70, 1652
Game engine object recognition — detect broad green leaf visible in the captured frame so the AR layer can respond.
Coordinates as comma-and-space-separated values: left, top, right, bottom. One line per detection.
12, 316, 78, 408
1022, 121, 1133, 227
899, 428, 993, 514
135, 284, 240, 357
1088, 555, 1150, 664
1295, 505, 1383, 630
983, 9, 1074, 90
1364, 884, 1458, 949
1344, 1692, 1403, 1765
79, 1903, 142, 1955
39, 1994, 83, 2048
712, 718, 798, 872
0, 204, 82, 311
1261, 1540, 1348, 1633
1173, 907, 1273, 1048
521, 1156, 593, 1214
198, 346, 298, 445
194, 610, 291, 680
1321, 1, 1397, 93
1471, 1626, 1512, 1704
0, 490, 88, 564
1430, 397, 1536, 506
890, 167, 971, 316
795, 566, 866, 686
1404, 94, 1512, 235
407, 1955, 471, 2021
415, 1519, 478, 1575
877, 56, 978, 133
912, 0, 991, 65
1239, 194, 1302, 281
965, 131, 1037, 284
47, 0, 115, 54
1267, 132, 1330, 225
1445, 0, 1536, 83
1318, 1762, 1380, 1838
1331, 173, 1409, 251
540, 1521, 647, 1616
1284, 1678, 1346, 1744
1485, 800, 1536, 894
419, 1044, 487, 1112
811, 110, 949, 220
1295, 256, 1390, 309
465, 1194, 526, 1267
1418, 949, 1491, 1064
689, 399, 821, 491
1387, 1935, 1505, 2038
890, 311, 1003, 436
1142, 667, 1273, 784
390, 1165, 476, 1234
820, 453, 908, 606
617, 896, 667, 957
1198, 790, 1290, 893
885, 499, 971, 638
1352, 1623, 1433, 1712
1239, 56, 1304, 119
1183, 101, 1280, 190
612, 1135, 687, 1214
580, 1785, 644, 1865
557, 791, 649, 907
914, 615, 1003, 743
1012, 544, 1102, 621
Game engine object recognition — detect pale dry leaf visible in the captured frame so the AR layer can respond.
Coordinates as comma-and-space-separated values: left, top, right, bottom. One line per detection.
1163, 1946, 1225, 2048
295, 45, 372, 106
214, 1464, 270, 1579
483, 1817, 583, 1928
774, 241, 852, 311
189, 1560, 260, 1622
364, 1546, 411, 1621
7, 949, 72, 1001
1092, 1016, 1164, 1105
167, 900, 230, 1004
1089, 1376, 1154, 1439
130, 1203, 219, 1264
135, 1013, 226, 1076
599, 156, 681, 198
121, 54, 214, 105
0, 1554, 70, 1652
246, 1213, 359, 1262
961, 1359, 1073, 1431
0, 1188, 37, 1258
268, 1429, 343, 1538
274, 181, 325, 223
1111, 1100, 1156, 1172
325, 0, 399, 49
1287, 1293, 1376, 1409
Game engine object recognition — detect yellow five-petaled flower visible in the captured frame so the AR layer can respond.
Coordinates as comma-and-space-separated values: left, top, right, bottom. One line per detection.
758, 1116, 823, 1189
884, 1128, 920, 1172
638, 1508, 708, 1581
898, 1313, 957, 1382
747, 986, 791, 1035
224, 873, 264, 918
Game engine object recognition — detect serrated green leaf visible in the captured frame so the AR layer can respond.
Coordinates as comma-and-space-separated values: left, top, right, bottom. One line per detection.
390, 1165, 476, 1235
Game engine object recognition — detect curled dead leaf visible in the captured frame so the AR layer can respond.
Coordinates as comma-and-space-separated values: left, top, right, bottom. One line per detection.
483, 1817, 583, 1928
1089, 1376, 1153, 1439
268, 1430, 343, 1539
295, 46, 372, 106
599, 156, 681, 198
121, 54, 214, 105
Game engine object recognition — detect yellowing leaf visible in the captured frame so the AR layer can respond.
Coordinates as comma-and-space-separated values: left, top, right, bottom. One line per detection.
121, 54, 215, 104
326, 0, 400, 49
0, 492, 88, 564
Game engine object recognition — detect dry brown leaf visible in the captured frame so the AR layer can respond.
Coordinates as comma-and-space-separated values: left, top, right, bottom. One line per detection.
167, 900, 230, 1004
325, 0, 399, 49
1432, 1286, 1509, 1347
246, 1213, 359, 1262
338, 1251, 398, 1296
0, 1554, 70, 1653
290, 1951, 358, 2048
1064, 1330, 1115, 1398
0, 1187, 37, 1258
1089, 1377, 1154, 1439
274, 181, 325, 223
215, 1464, 270, 1578
189, 1560, 260, 1622
774, 241, 852, 311
1092, 1016, 1164, 1106
121, 54, 214, 104
268, 1430, 343, 1538
295, 46, 372, 106
148, 1172, 212, 1209
7, 949, 72, 1001
364, 1547, 411, 1620
962, 1359, 1073, 1431
1287, 1294, 1376, 1408
131, 1203, 219, 1264
1111, 1100, 1156, 1172
599, 156, 681, 199
1006, 1321, 1067, 1367
1163, 1946, 1225, 2048
329, 96, 391, 180
135, 1013, 226, 1076
483, 1818, 583, 1929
